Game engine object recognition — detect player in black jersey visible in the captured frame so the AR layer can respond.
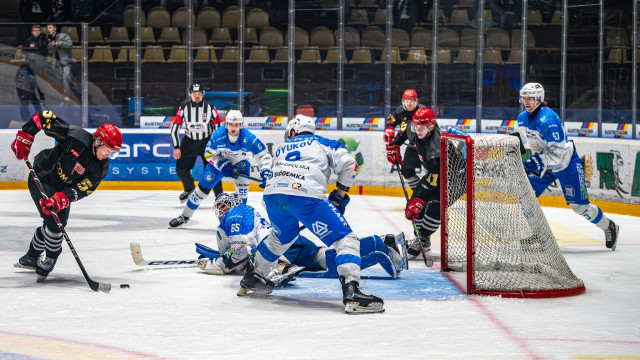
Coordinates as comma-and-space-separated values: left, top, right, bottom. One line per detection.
11, 110, 122, 280
384, 89, 427, 191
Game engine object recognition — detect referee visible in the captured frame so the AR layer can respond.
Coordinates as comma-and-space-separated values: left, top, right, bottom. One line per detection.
171, 84, 224, 203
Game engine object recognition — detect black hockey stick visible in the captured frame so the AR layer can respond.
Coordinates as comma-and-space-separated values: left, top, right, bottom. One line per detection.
25, 160, 111, 293
233, 170, 262, 183
395, 162, 433, 267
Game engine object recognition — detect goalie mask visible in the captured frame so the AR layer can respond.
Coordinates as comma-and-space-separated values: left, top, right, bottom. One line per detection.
519, 83, 545, 113
402, 89, 418, 111
213, 192, 242, 220
285, 114, 316, 141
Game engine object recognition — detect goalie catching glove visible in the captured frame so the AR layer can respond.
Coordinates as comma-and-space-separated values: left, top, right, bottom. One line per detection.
524, 153, 545, 177
11, 130, 35, 160
405, 198, 425, 221
39, 192, 70, 215
386, 145, 402, 165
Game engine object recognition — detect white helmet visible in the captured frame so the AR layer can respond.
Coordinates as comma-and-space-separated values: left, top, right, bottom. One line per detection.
225, 110, 243, 125
285, 114, 316, 140
519, 82, 545, 111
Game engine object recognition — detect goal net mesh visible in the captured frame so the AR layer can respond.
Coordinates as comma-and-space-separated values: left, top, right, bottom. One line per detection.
441, 133, 585, 297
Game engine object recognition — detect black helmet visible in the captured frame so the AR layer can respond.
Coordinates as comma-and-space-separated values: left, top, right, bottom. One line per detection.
190, 83, 203, 93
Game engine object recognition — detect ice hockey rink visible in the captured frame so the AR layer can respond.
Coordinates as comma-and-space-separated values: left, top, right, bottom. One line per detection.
0, 189, 638, 360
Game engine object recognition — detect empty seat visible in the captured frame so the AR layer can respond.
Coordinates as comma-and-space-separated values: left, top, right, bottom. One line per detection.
246, 45, 271, 63
310, 26, 335, 49
527, 9, 543, 26
449, 9, 469, 26
342, 27, 361, 48
361, 26, 385, 48
221, 7, 239, 28
323, 47, 347, 64
71, 46, 83, 62
505, 49, 523, 64
546, 10, 562, 26
107, 27, 130, 45
426, 8, 445, 22
142, 45, 166, 62
453, 48, 475, 64
285, 27, 309, 49
485, 28, 510, 49
209, 28, 233, 45
260, 27, 284, 48
88, 26, 105, 44
89, 46, 113, 62
411, 27, 432, 48
240, 27, 259, 45
124, 6, 146, 27
349, 47, 372, 64
172, 7, 195, 28
115, 46, 135, 62
197, 7, 220, 29
298, 46, 322, 63
147, 6, 171, 28
186, 27, 208, 46
247, 8, 269, 28
347, 9, 369, 27
61, 26, 79, 44
392, 28, 410, 48
606, 29, 630, 48
271, 47, 289, 63
405, 47, 428, 65
166, 45, 187, 63
194, 46, 217, 63
436, 49, 451, 64
604, 48, 623, 64
371, 8, 390, 26
140, 27, 157, 44
483, 48, 503, 64
460, 28, 478, 48
375, 47, 403, 64
438, 27, 459, 48
511, 29, 535, 49
159, 27, 181, 45
219, 46, 239, 62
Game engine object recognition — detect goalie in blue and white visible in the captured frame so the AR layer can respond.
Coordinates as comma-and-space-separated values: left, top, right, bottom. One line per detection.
169, 110, 272, 228
517, 82, 618, 250
196, 192, 408, 286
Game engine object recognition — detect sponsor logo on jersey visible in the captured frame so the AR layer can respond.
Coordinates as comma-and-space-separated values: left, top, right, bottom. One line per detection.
71, 149, 79, 158
273, 170, 305, 180
277, 182, 288, 188
565, 185, 574, 198
72, 162, 85, 175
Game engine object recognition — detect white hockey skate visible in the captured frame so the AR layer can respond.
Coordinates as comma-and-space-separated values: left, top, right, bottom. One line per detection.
267, 262, 305, 287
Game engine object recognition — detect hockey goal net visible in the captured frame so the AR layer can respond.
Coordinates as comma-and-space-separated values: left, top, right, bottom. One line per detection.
440, 133, 585, 298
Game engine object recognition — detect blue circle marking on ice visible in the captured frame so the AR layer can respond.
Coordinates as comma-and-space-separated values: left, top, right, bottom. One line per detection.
270, 268, 467, 301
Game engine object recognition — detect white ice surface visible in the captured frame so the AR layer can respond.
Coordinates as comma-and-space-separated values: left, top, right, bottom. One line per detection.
0, 190, 639, 360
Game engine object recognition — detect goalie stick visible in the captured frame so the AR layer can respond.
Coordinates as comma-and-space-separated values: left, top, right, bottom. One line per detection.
129, 243, 199, 268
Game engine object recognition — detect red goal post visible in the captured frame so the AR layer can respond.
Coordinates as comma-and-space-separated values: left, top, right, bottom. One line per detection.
440, 133, 585, 298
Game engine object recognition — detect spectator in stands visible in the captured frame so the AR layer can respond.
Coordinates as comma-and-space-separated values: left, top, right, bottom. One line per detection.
46, 23, 78, 100
71, 0, 94, 22
22, 24, 49, 66
15, 61, 44, 123
20, 0, 51, 22
96, 0, 124, 26
394, 0, 420, 32
48, 0, 71, 22
489, 0, 521, 30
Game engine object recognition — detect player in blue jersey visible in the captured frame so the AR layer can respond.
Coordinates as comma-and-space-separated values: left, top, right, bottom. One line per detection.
237, 114, 384, 314
169, 110, 272, 228
517, 82, 618, 250
196, 193, 407, 286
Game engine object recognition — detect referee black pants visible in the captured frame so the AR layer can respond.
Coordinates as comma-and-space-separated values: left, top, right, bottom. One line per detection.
176, 136, 222, 196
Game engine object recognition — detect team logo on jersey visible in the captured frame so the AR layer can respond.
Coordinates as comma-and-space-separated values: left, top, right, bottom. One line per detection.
72, 162, 85, 175
312, 221, 329, 238
564, 185, 574, 198
71, 149, 80, 158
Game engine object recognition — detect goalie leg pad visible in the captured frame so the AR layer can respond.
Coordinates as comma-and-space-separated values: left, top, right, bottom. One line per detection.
195, 242, 220, 259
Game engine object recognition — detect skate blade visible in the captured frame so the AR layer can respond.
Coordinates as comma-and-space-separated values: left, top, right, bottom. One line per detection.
14, 263, 36, 270
237, 287, 271, 297
344, 302, 385, 314
36, 274, 48, 283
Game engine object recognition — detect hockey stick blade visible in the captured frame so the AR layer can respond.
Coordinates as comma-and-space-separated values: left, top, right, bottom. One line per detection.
129, 243, 198, 268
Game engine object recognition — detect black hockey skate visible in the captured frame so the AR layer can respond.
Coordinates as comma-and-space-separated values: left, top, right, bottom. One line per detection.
605, 220, 619, 251
178, 190, 193, 204
36, 256, 58, 282
407, 235, 431, 260
169, 214, 189, 228
383, 233, 408, 273
238, 263, 274, 296
340, 276, 384, 314
14, 252, 40, 270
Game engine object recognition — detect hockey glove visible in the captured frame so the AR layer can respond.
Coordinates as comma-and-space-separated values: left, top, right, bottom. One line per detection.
11, 130, 35, 160
216, 160, 237, 178
328, 189, 350, 214
259, 168, 272, 189
405, 198, 426, 221
524, 153, 545, 177
386, 145, 402, 165
39, 192, 70, 215
383, 126, 395, 144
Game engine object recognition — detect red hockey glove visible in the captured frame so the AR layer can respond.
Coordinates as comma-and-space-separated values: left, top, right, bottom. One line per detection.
39, 192, 70, 215
383, 126, 395, 144
11, 130, 35, 160
386, 145, 402, 165
405, 198, 426, 221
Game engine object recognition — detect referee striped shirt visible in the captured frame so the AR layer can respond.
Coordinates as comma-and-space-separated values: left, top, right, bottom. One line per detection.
170, 101, 222, 148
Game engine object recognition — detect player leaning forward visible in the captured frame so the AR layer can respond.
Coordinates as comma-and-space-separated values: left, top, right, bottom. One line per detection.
11, 110, 122, 279
518, 83, 618, 250
239, 114, 384, 314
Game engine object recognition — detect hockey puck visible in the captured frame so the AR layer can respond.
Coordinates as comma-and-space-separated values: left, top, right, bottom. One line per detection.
120, 284, 130, 288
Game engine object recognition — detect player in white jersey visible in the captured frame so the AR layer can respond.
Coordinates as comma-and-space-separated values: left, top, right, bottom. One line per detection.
169, 110, 272, 228
196, 193, 407, 284
237, 114, 384, 314
517, 82, 618, 250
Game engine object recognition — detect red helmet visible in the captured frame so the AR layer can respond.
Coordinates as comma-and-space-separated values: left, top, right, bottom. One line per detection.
94, 123, 122, 151
412, 108, 436, 126
402, 89, 418, 100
